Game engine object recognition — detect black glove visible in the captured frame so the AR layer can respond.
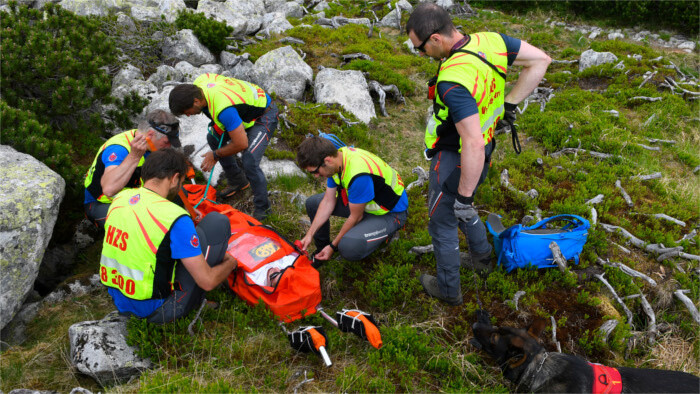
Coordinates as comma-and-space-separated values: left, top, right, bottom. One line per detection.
454, 195, 476, 223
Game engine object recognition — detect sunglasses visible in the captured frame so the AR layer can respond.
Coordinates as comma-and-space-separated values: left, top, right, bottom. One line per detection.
309, 163, 324, 175
416, 27, 442, 53
269, 270, 281, 283
149, 120, 180, 138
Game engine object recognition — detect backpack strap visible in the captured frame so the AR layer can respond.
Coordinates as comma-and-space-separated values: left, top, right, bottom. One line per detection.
526, 215, 589, 232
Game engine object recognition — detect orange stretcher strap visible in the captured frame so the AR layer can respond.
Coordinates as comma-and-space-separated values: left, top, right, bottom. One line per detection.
347, 311, 383, 349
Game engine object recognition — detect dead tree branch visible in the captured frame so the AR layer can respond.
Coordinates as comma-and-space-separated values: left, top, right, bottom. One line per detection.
645, 138, 676, 145
406, 166, 428, 191
368, 80, 405, 116
629, 96, 663, 102
409, 244, 434, 256
550, 148, 621, 160
500, 169, 539, 200
585, 194, 605, 205
673, 290, 700, 324
550, 242, 568, 273
676, 229, 697, 244
615, 179, 634, 207
657, 251, 700, 263
632, 172, 662, 181
639, 71, 658, 88
550, 316, 561, 353
654, 214, 686, 227
513, 291, 526, 311
636, 144, 660, 151
596, 273, 634, 328
596, 257, 657, 287
638, 292, 657, 344
598, 320, 619, 343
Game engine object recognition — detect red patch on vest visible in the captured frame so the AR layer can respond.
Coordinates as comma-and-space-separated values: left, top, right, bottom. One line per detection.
589, 362, 622, 394
190, 234, 200, 248
108, 152, 117, 162
207, 83, 216, 88
128, 194, 140, 205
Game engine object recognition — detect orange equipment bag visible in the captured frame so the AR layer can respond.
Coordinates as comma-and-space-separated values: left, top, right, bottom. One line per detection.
182, 184, 322, 323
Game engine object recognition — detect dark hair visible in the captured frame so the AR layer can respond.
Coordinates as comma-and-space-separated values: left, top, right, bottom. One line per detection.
296, 136, 338, 169
141, 148, 189, 182
405, 2, 455, 40
169, 84, 204, 116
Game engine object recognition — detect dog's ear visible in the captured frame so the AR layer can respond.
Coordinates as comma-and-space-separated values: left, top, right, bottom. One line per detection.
508, 354, 528, 368
527, 319, 547, 339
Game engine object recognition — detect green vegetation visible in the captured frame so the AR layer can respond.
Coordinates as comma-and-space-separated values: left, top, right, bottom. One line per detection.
175, 10, 233, 55
1, 1, 698, 393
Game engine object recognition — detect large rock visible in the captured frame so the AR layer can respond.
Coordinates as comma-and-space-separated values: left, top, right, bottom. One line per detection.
261, 11, 294, 36
111, 80, 158, 101
162, 29, 215, 67
58, 0, 186, 22
113, 64, 144, 89
253, 46, 312, 101
314, 68, 376, 124
259, 157, 305, 179
0, 146, 65, 330
579, 49, 618, 72
69, 312, 151, 386
379, 7, 401, 29
146, 65, 183, 90
196, 0, 252, 36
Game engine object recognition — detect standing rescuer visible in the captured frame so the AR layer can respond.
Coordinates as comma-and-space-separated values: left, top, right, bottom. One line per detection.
406, 2, 551, 305
169, 73, 279, 221
100, 148, 237, 324
83, 109, 182, 229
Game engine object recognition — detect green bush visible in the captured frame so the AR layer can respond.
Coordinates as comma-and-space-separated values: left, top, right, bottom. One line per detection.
175, 10, 233, 55
0, 2, 146, 197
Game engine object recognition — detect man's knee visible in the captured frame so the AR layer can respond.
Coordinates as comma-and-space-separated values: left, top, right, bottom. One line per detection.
305, 194, 322, 216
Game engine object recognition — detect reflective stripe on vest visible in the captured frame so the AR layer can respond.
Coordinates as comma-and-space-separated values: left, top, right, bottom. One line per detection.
100, 187, 188, 300
331, 147, 405, 215
425, 32, 508, 154
84, 130, 145, 204
194, 73, 268, 131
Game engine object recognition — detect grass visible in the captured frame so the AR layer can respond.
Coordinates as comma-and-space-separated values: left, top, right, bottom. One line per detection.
2, 1, 699, 392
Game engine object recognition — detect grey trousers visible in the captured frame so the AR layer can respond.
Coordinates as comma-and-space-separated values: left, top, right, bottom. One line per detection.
427, 141, 494, 300
305, 193, 407, 261
146, 212, 231, 324
207, 102, 279, 212
85, 201, 110, 229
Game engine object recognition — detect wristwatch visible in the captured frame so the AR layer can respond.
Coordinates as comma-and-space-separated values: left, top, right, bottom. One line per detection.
212, 150, 220, 161
330, 243, 339, 253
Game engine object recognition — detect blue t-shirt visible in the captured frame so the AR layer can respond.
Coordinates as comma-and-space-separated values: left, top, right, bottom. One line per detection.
84, 145, 150, 204
207, 95, 272, 132
327, 175, 408, 213
437, 33, 521, 123
108, 215, 202, 318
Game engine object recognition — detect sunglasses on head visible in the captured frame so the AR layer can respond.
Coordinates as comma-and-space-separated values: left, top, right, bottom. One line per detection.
309, 163, 324, 175
416, 26, 442, 53
149, 120, 180, 138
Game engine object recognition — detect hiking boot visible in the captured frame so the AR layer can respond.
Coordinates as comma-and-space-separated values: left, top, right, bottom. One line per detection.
462, 250, 494, 274
218, 172, 250, 199
253, 208, 270, 221
419, 274, 463, 306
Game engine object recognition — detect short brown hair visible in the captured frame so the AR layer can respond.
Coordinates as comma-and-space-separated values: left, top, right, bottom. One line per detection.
296, 136, 338, 169
169, 84, 204, 116
406, 2, 455, 40
141, 148, 189, 182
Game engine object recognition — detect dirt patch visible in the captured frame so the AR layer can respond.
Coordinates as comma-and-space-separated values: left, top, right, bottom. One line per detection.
578, 77, 611, 91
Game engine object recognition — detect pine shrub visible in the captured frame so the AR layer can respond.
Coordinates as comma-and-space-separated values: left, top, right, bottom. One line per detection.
175, 10, 233, 55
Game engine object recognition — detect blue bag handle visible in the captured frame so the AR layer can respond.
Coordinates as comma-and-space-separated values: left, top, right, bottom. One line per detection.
525, 214, 589, 232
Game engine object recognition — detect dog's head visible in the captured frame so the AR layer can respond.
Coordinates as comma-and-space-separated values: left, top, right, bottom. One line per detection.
471, 317, 547, 383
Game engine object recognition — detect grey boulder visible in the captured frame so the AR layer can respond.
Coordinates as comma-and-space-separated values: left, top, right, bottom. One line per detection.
579, 49, 619, 72
69, 312, 151, 386
253, 46, 312, 101
314, 68, 376, 124
162, 29, 215, 67
0, 146, 65, 330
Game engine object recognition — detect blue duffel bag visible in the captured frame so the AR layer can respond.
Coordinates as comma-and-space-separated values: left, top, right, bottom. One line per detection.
485, 213, 590, 273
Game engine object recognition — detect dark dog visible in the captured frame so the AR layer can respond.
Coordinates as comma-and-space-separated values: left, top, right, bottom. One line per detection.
471, 318, 700, 393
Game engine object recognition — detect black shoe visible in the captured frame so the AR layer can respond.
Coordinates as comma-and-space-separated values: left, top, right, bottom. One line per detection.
462, 250, 494, 274
217, 182, 250, 199
253, 208, 269, 221
419, 274, 463, 306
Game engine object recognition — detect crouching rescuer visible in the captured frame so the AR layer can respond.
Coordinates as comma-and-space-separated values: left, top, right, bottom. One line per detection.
99, 148, 237, 324
297, 136, 408, 263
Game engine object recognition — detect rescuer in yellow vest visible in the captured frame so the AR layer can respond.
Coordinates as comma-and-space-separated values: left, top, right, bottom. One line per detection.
407, 3, 550, 305
84, 109, 182, 229
168, 74, 279, 221
100, 148, 237, 323
296, 136, 408, 263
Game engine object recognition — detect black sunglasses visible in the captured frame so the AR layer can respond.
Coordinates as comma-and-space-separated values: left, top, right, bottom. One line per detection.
416, 27, 442, 53
269, 270, 281, 282
149, 120, 180, 138
309, 163, 324, 175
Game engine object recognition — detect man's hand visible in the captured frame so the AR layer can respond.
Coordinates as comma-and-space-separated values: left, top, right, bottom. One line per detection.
314, 245, 334, 261
200, 151, 217, 172
129, 132, 149, 157
223, 252, 237, 270
496, 102, 517, 131
299, 234, 313, 251
454, 195, 476, 223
